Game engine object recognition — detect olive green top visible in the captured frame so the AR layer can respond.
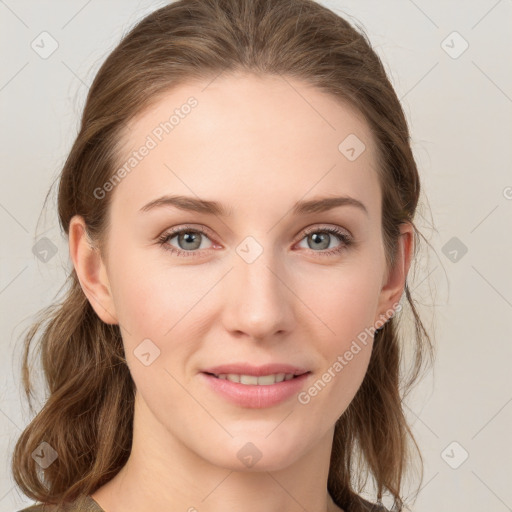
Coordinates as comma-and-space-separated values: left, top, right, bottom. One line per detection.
17, 495, 104, 512
18, 494, 387, 511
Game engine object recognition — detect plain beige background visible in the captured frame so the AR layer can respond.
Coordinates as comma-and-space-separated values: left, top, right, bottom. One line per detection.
1, 1, 511, 511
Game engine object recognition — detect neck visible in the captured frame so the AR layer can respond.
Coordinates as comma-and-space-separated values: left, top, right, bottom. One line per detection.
91, 391, 344, 512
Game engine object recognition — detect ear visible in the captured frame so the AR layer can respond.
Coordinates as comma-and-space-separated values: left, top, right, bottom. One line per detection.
374, 222, 414, 326
68, 215, 118, 325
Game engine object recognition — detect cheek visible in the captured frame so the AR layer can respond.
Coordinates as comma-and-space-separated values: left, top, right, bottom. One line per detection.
303, 262, 382, 340
316, 342, 373, 425
108, 254, 218, 377
296, 263, 380, 405
299, 277, 377, 421
109, 248, 208, 332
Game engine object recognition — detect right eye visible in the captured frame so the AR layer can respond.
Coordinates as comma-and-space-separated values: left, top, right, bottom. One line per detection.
158, 226, 215, 257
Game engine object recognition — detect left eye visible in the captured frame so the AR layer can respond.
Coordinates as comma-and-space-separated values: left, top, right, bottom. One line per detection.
158, 226, 352, 257
297, 228, 350, 253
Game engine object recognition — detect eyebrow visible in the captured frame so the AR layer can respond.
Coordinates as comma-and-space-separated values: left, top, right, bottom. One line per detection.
139, 194, 368, 217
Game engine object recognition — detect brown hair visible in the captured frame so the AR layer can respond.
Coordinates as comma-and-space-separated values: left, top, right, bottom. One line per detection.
12, 1, 435, 511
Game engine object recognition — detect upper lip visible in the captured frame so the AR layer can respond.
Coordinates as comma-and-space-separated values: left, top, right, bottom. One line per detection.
202, 363, 310, 377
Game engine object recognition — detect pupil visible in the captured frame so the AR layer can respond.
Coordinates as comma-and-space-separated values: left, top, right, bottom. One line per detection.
180, 232, 200, 250
310, 233, 329, 250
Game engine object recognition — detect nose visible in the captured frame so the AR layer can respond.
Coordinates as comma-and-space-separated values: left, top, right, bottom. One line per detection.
220, 246, 296, 341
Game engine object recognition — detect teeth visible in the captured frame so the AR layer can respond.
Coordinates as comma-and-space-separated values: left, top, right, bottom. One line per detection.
216, 373, 297, 385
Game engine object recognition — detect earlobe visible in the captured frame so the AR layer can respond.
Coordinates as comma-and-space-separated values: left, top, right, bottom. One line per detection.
374, 223, 414, 326
68, 215, 118, 325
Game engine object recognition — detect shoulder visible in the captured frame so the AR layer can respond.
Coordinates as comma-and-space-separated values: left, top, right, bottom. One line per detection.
17, 506, 53, 512
16, 495, 104, 512
16, 505, 56, 512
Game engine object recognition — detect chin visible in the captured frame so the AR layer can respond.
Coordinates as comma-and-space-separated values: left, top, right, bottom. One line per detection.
203, 433, 308, 473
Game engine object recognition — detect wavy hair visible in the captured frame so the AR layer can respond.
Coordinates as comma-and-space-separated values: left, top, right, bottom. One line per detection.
12, 1, 435, 511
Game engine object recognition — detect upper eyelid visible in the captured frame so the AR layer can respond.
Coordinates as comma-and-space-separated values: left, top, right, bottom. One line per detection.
301, 224, 351, 238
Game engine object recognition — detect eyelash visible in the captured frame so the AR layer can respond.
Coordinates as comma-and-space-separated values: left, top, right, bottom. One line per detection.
157, 224, 353, 258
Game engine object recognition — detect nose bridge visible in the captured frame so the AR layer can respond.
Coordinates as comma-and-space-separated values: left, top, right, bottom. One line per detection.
222, 239, 294, 339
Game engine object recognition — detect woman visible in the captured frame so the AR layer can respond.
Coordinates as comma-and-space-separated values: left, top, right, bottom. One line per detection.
12, 0, 434, 511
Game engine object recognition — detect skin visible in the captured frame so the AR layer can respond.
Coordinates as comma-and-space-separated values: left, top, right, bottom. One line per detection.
69, 72, 413, 512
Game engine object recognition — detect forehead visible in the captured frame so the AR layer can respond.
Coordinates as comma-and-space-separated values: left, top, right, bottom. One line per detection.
110, 72, 381, 221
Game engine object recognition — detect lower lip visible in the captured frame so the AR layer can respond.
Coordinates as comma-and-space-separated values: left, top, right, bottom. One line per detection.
200, 372, 311, 409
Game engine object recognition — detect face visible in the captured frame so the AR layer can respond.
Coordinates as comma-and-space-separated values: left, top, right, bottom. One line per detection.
75, 72, 405, 472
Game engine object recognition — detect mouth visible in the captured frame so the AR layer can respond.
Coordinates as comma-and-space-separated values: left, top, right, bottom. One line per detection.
199, 370, 312, 408
203, 371, 310, 386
